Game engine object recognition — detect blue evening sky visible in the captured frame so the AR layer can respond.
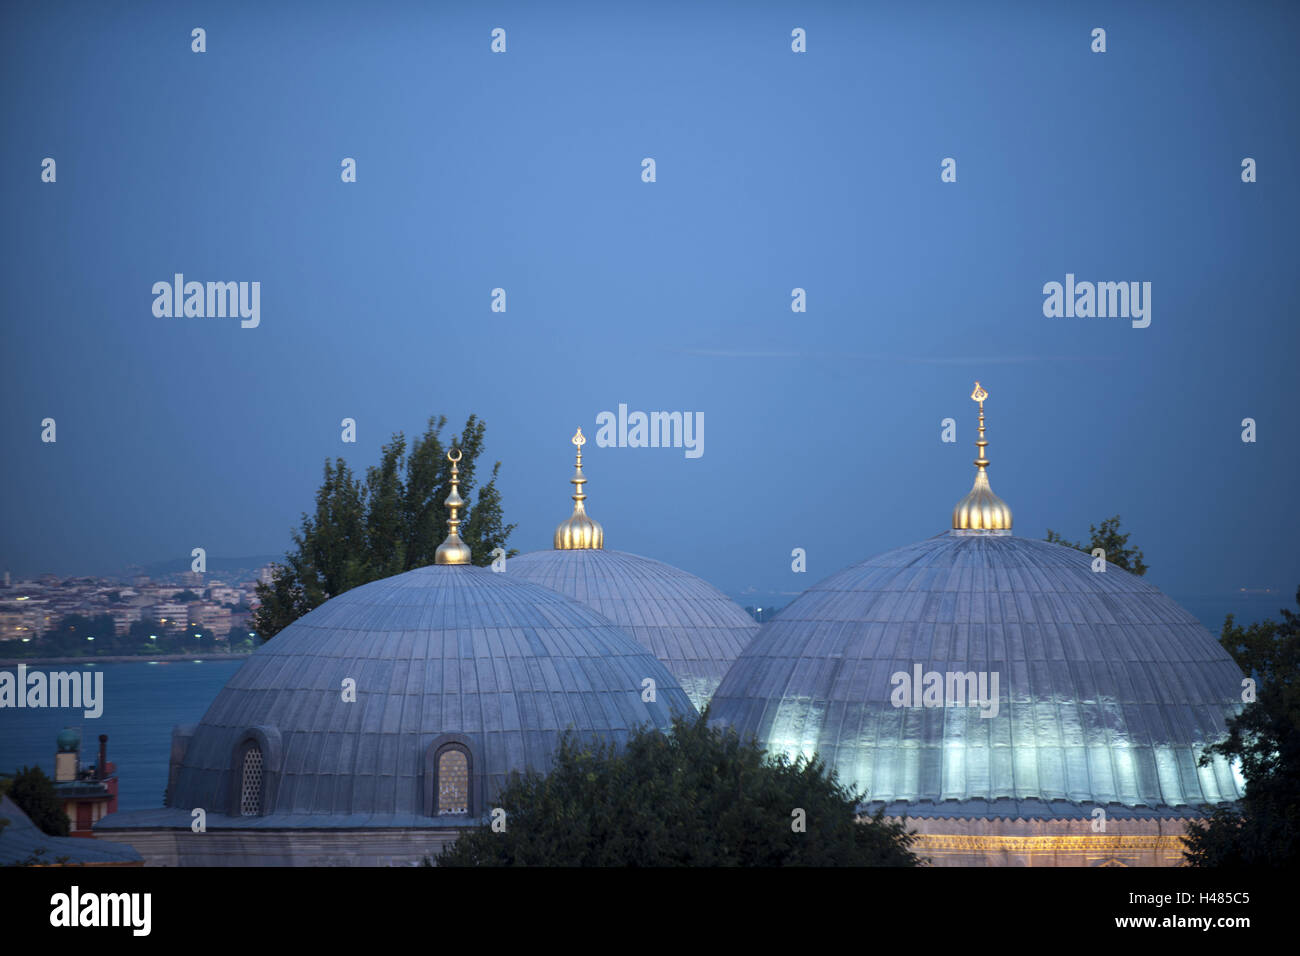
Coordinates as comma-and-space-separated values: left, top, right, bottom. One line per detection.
3, 0, 1297, 629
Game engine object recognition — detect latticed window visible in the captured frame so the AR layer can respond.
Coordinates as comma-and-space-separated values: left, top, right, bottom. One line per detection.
437, 748, 469, 815
240, 744, 264, 816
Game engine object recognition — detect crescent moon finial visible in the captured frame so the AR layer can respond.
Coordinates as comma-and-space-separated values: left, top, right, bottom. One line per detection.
435, 446, 470, 564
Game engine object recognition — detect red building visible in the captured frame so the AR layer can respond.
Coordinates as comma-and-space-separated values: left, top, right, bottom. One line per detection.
53, 728, 119, 837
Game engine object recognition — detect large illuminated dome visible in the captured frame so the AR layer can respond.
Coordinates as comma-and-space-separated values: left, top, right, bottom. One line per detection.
507, 429, 758, 711
710, 531, 1244, 809
707, 385, 1245, 865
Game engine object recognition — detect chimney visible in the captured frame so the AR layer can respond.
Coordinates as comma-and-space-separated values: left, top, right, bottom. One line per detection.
98, 734, 108, 780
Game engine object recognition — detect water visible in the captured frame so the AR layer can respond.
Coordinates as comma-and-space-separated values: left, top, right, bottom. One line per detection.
0, 659, 245, 811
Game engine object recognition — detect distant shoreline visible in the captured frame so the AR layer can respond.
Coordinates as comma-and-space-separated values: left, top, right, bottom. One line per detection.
0, 652, 254, 667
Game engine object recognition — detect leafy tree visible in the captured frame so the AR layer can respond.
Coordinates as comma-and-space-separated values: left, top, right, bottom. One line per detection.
435, 711, 919, 867
1045, 515, 1148, 575
173, 590, 201, 603
7, 766, 69, 837
1185, 586, 1300, 867
35, 613, 117, 656
252, 415, 516, 639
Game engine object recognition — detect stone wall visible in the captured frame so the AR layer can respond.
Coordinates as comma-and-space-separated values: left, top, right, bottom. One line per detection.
105, 828, 465, 866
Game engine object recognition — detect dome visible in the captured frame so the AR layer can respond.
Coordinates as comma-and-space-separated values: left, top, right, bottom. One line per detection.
57, 728, 80, 753
165, 563, 694, 820
508, 548, 759, 711
709, 384, 1245, 816
508, 428, 758, 711
709, 533, 1244, 812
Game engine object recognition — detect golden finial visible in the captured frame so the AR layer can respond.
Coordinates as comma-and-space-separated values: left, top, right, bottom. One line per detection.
554, 427, 604, 550
435, 447, 472, 565
952, 381, 1013, 531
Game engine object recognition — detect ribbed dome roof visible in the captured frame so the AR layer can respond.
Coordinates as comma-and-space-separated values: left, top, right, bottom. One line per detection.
167, 565, 693, 819
708, 532, 1244, 814
507, 549, 759, 711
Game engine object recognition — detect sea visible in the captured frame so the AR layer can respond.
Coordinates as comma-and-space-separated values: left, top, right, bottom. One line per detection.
0, 659, 245, 811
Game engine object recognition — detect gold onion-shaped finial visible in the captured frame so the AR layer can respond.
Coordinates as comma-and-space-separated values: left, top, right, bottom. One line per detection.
952, 382, 1013, 531
435, 448, 473, 565
554, 427, 604, 550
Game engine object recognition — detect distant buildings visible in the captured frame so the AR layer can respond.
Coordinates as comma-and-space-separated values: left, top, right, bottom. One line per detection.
0, 591, 53, 641
108, 606, 142, 635
186, 602, 232, 638
146, 602, 190, 633
0, 572, 256, 644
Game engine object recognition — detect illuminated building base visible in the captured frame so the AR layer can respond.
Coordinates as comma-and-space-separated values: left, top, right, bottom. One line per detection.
886, 814, 1197, 867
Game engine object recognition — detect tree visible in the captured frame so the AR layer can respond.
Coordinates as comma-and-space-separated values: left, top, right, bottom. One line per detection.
1045, 515, 1148, 575
1185, 586, 1300, 867
434, 711, 919, 867
36, 613, 117, 657
7, 766, 69, 837
252, 415, 516, 639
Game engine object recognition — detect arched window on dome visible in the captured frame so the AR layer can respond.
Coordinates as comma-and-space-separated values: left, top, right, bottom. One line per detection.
238, 741, 264, 817
437, 746, 470, 815
228, 727, 280, 818
424, 736, 475, 817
